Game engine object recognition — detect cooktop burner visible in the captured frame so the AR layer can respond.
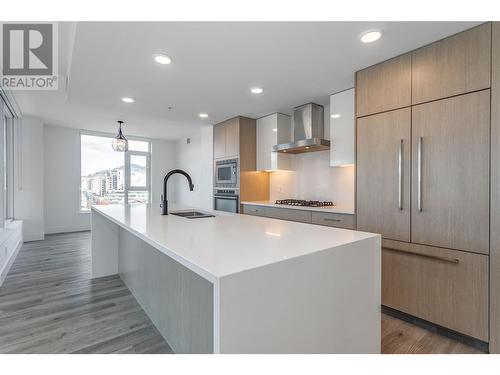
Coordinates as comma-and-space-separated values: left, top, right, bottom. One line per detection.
274, 199, 335, 207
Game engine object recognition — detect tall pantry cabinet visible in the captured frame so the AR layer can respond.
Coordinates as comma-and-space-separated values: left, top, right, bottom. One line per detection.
356, 23, 494, 347
490, 22, 500, 355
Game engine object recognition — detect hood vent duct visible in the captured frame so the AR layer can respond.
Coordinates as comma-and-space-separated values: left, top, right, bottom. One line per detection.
272, 102, 330, 154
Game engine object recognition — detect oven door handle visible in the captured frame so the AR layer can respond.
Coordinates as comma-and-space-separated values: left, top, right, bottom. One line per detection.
214, 195, 239, 200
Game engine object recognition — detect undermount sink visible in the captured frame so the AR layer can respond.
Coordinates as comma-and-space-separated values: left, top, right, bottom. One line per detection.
170, 211, 215, 219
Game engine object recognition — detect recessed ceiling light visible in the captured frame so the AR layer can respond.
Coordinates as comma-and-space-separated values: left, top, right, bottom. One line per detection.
121, 97, 134, 103
250, 87, 263, 94
153, 54, 172, 65
198, 113, 208, 118
360, 30, 382, 43
331, 114, 341, 119
272, 128, 278, 132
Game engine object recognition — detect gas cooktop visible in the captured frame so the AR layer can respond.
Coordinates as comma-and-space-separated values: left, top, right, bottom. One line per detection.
274, 199, 335, 207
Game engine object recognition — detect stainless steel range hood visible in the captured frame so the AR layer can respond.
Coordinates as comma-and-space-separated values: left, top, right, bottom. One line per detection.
272, 103, 330, 154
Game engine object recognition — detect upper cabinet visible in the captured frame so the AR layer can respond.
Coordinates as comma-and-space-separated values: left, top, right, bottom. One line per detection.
213, 116, 257, 172
356, 53, 411, 117
330, 88, 355, 167
256, 113, 292, 171
213, 117, 240, 160
412, 23, 491, 104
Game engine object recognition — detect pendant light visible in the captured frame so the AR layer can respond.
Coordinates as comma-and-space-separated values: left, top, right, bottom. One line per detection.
112, 120, 128, 152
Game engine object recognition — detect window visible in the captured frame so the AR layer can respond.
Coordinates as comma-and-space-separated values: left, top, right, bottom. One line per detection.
80, 133, 150, 211
1, 100, 15, 226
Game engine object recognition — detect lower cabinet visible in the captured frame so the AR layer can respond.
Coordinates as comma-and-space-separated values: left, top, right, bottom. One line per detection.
241, 205, 268, 217
311, 212, 356, 230
0, 221, 23, 286
382, 239, 489, 341
264, 207, 311, 223
241, 204, 355, 229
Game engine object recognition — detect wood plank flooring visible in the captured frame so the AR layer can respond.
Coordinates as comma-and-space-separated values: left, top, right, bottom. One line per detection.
0, 232, 172, 354
381, 314, 483, 354
0, 231, 483, 354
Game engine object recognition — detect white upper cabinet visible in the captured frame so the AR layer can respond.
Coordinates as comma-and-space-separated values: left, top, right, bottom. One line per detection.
256, 113, 292, 171
330, 88, 355, 167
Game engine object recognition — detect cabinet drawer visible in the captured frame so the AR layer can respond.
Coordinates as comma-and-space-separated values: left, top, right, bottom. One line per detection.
412, 23, 491, 104
241, 205, 267, 217
311, 212, 355, 229
265, 207, 311, 224
382, 240, 488, 341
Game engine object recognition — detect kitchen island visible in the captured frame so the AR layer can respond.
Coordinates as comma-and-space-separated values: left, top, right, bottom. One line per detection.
91, 204, 381, 354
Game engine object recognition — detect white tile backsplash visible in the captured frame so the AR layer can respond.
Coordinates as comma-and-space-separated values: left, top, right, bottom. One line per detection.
269, 150, 355, 206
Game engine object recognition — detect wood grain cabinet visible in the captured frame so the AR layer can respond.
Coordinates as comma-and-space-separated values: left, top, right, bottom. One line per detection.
311, 212, 355, 230
412, 23, 491, 104
213, 123, 226, 159
356, 22, 494, 345
356, 53, 411, 117
357, 108, 411, 242
241, 205, 268, 217
264, 207, 311, 223
213, 117, 240, 160
382, 240, 489, 341
241, 204, 355, 228
411, 90, 490, 254
224, 119, 240, 158
490, 21, 500, 354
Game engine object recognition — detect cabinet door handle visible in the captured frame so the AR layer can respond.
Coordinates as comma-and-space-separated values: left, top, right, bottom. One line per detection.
324, 218, 342, 222
417, 136, 423, 212
384, 247, 459, 264
398, 139, 403, 210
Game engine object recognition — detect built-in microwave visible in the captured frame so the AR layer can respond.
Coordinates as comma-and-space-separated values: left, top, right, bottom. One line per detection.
215, 158, 238, 186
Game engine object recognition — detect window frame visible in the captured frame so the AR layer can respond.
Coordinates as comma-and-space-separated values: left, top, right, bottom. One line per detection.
4, 112, 15, 222
1, 101, 15, 226
79, 130, 152, 213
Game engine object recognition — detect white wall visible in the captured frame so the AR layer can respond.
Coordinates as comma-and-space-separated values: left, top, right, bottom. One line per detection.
269, 151, 355, 207
172, 125, 213, 210
44, 125, 91, 234
151, 138, 177, 204
15, 116, 45, 241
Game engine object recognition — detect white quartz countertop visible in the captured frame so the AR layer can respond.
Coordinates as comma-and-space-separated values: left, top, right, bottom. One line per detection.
92, 204, 375, 282
241, 201, 355, 215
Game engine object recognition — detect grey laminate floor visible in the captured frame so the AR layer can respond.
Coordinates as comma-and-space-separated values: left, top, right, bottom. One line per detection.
0, 231, 480, 354
0, 232, 173, 354
381, 314, 482, 354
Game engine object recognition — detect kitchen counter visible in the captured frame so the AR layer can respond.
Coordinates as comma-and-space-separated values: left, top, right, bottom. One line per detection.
91, 204, 380, 354
92, 204, 363, 281
241, 200, 355, 214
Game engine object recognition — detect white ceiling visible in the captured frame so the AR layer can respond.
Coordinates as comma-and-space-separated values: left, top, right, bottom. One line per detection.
14, 21, 480, 140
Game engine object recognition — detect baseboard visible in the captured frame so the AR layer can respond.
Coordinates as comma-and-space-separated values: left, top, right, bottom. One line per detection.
0, 239, 23, 287
382, 305, 489, 353
23, 233, 44, 242
45, 225, 91, 235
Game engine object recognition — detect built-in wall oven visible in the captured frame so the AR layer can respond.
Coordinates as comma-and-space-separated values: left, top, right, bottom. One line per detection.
214, 189, 239, 213
215, 158, 238, 186
214, 158, 239, 213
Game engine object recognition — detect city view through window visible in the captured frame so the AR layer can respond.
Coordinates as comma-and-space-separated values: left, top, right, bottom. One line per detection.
80, 134, 150, 211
